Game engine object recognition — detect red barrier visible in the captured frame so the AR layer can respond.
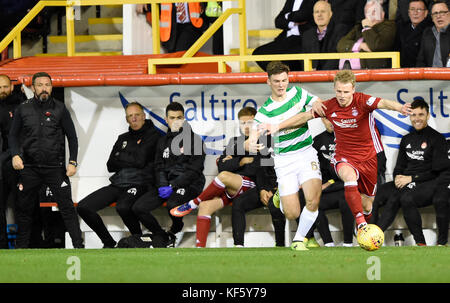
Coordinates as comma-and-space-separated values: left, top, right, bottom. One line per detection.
1, 53, 449, 87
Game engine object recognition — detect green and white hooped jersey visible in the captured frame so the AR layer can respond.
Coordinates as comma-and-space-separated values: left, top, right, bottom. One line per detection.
254, 86, 318, 156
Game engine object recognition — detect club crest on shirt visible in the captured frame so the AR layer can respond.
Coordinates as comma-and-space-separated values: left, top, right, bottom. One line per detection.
421, 142, 427, 149
351, 107, 358, 117
122, 141, 127, 149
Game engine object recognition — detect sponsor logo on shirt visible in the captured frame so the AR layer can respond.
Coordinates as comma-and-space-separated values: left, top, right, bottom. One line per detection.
333, 119, 358, 128
366, 97, 376, 106
406, 151, 424, 161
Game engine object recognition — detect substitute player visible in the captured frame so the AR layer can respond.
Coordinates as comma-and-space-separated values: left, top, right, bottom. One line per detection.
262, 70, 411, 232
246, 61, 324, 251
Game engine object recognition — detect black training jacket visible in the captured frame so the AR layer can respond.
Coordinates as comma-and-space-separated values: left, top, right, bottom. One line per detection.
155, 122, 205, 193
9, 97, 77, 167
393, 126, 448, 183
107, 119, 161, 187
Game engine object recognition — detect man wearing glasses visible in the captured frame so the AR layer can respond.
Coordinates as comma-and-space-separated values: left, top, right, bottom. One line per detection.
396, 0, 431, 67
416, 0, 450, 67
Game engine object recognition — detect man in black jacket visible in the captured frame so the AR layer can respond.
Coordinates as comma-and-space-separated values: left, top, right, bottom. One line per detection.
301, 1, 349, 70
395, 0, 432, 67
132, 102, 205, 247
0, 75, 25, 249
77, 102, 161, 248
252, 0, 315, 71
416, 0, 450, 67
9, 72, 83, 248
373, 98, 448, 245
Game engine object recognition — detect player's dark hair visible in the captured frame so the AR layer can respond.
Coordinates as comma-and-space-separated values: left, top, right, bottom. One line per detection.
32, 72, 52, 85
430, 0, 449, 11
238, 107, 257, 119
266, 61, 290, 78
411, 98, 429, 113
166, 101, 185, 116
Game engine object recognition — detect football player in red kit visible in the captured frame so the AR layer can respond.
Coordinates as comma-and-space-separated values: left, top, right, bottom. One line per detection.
261, 70, 412, 231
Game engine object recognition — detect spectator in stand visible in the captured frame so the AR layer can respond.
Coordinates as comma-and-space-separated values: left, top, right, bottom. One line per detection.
396, 0, 432, 24
8, 72, 83, 249
132, 102, 205, 248
372, 99, 448, 246
136, 2, 207, 53
416, 0, 450, 67
302, 1, 350, 70
252, 0, 315, 71
77, 102, 161, 248
320, 0, 366, 34
395, 0, 431, 67
337, 0, 396, 69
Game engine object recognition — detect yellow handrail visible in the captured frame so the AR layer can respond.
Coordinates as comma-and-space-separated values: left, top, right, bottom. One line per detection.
0, 0, 240, 60
148, 52, 401, 73
0, 0, 400, 75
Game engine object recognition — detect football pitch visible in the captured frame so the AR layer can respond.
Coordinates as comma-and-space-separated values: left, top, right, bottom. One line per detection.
0, 246, 449, 283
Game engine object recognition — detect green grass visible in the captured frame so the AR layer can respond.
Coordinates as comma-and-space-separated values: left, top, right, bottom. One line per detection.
0, 247, 448, 283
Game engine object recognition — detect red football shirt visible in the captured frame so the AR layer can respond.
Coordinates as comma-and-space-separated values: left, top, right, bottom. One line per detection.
322, 92, 382, 162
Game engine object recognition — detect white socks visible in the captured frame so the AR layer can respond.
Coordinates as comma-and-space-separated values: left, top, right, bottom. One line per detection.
293, 208, 319, 242
188, 200, 198, 209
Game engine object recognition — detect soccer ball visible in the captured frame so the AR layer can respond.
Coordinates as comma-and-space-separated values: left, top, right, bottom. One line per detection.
357, 224, 384, 251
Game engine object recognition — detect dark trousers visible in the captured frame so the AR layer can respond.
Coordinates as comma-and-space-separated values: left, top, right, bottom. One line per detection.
0, 161, 18, 249
231, 187, 286, 247
162, 23, 204, 53
372, 181, 401, 230
301, 184, 354, 244
374, 180, 440, 245
77, 184, 148, 246
15, 167, 83, 248
252, 35, 304, 71
132, 186, 199, 235
432, 185, 449, 245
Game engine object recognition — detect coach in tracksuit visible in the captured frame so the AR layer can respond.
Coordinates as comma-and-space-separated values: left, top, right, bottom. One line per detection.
132, 102, 205, 247
8, 72, 83, 248
375, 99, 448, 245
77, 102, 161, 248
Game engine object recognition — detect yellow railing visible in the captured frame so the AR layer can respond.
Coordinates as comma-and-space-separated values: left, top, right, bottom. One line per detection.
0, 0, 400, 74
148, 51, 401, 73
0, 0, 246, 67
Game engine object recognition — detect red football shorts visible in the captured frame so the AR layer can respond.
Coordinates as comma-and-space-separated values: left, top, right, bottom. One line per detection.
221, 175, 255, 206
334, 155, 378, 197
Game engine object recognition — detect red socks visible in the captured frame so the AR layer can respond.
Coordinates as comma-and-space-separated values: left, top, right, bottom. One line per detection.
196, 216, 211, 247
193, 177, 225, 205
344, 182, 366, 227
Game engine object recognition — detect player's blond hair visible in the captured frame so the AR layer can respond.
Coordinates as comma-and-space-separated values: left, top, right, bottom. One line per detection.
334, 70, 356, 87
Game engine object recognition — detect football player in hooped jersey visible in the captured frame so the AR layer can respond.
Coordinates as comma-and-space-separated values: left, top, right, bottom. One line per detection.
261, 70, 412, 234
245, 61, 325, 251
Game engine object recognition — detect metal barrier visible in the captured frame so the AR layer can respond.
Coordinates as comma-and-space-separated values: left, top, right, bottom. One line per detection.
0, 0, 400, 74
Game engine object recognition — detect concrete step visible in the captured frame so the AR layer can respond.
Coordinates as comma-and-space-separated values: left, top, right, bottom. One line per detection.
88, 17, 123, 34
47, 34, 123, 53
34, 51, 122, 56
247, 29, 281, 49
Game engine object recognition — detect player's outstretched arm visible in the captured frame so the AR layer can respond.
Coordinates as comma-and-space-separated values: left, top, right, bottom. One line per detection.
378, 99, 412, 116
260, 110, 315, 136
